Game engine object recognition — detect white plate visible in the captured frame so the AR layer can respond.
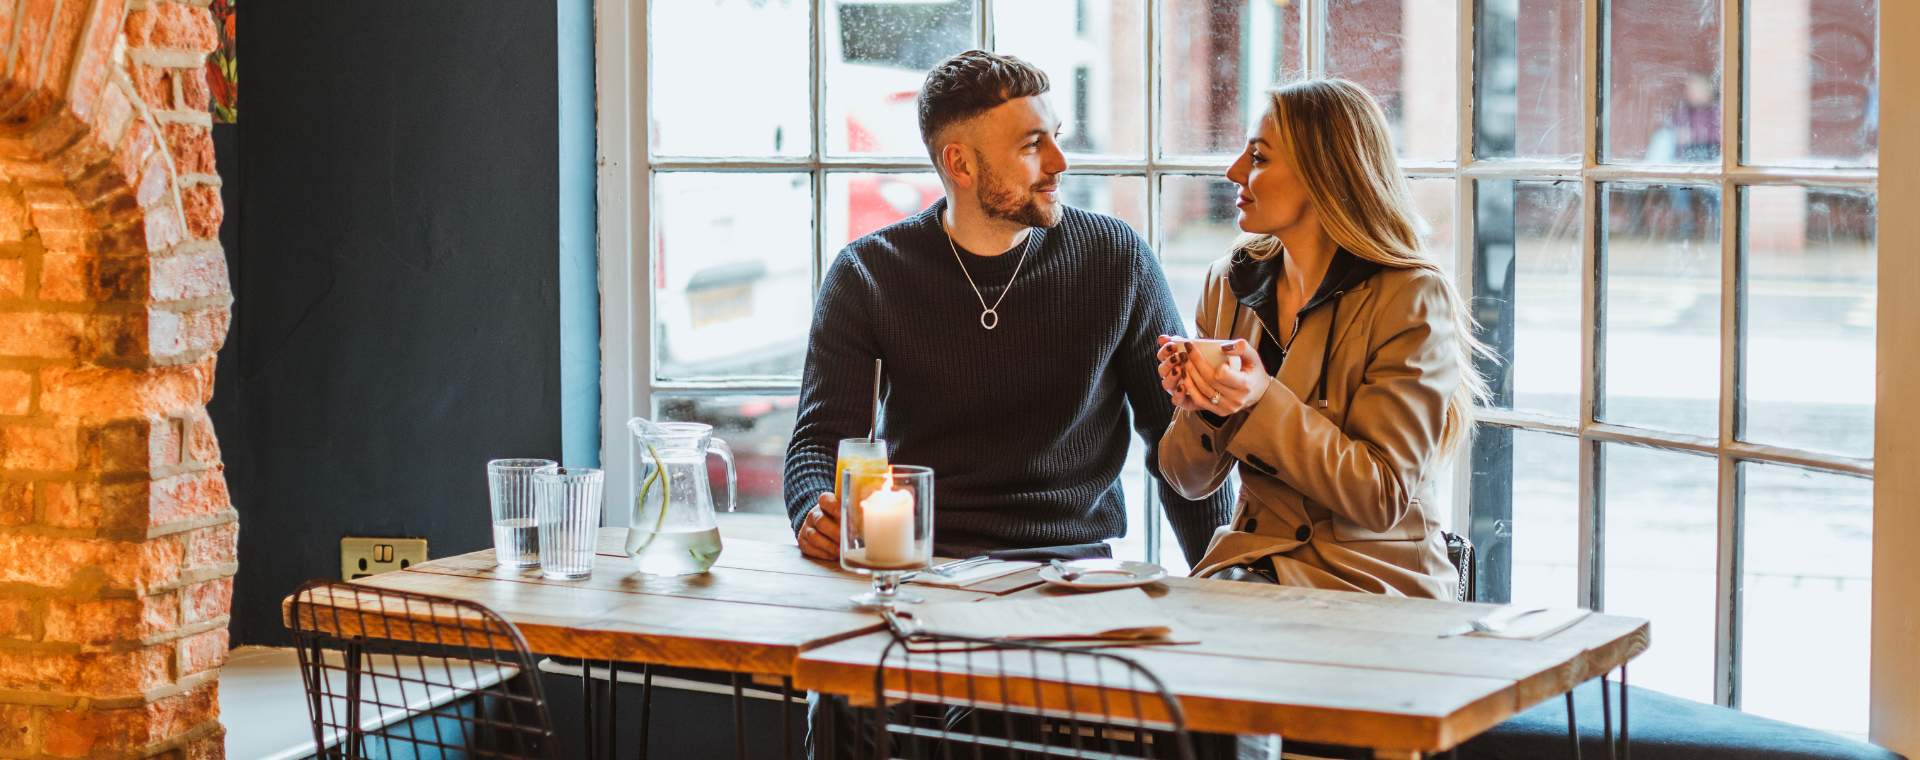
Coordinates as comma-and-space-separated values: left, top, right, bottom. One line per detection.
1037, 559, 1168, 590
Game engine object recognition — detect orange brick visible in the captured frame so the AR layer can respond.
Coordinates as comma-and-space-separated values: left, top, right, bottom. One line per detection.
150, 246, 227, 303
182, 578, 230, 624
44, 593, 178, 645
0, 703, 36, 754
0, 593, 36, 639
0, 311, 142, 361
41, 479, 151, 532
149, 304, 228, 361
38, 365, 205, 421
0, 480, 30, 525
83, 419, 152, 473
0, 257, 22, 299
129, 3, 217, 53
131, 65, 171, 112
163, 122, 215, 178
0, 369, 30, 415
0, 532, 180, 593
37, 248, 92, 302
151, 469, 228, 527
179, 66, 210, 113
183, 409, 219, 463
39, 680, 214, 757
180, 185, 221, 240
176, 626, 226, 676
183, 521, 236, 571
0, 423, 79, 471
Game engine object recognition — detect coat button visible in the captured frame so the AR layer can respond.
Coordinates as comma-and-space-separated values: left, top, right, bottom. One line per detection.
1243, 518, 1259, 532
1200, 433, 1213, 453
1294, 525, 1311, 542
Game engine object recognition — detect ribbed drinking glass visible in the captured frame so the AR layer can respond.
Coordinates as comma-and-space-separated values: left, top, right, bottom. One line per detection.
486, 458, 556, 568
534, 467, 604, 580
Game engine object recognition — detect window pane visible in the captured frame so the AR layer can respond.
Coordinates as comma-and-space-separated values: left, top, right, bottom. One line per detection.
655, 173, 814, 380
1327, 0, 1459, 162
1744, 0, 1878, 167
1604, 0, 1721, 164
1474, 0, 1581, 160
827, 0, 976, 156
1159, 175, 1242, 334
1468, 428, 1578, 607
825, 172, 943, 255
1741, 187, 1875, 458
1408, 178, 1458, 274
1160, 0, 1304, 157
1474, 180, 1581, 419
1602, 443, 1718, 703
1119, 436, 1193, 576
994, 0, 1146, 157
1600, 183, 1720, 436
1064, 173, 1149, 239
650, 0, 810, 157
653, 393, 801, 516
1740, 462, 1871, 736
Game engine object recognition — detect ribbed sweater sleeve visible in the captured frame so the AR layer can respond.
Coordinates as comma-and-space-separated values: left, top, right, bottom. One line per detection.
783, 252, 878, 533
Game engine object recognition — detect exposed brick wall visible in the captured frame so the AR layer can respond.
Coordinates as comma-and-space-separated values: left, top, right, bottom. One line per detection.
0, 0, 232, 757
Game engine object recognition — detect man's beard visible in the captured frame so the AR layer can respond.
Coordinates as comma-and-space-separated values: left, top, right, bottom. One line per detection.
974, 153, 1061, 229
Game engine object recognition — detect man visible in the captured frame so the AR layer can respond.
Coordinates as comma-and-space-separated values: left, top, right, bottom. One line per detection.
784, 49, 1231, 568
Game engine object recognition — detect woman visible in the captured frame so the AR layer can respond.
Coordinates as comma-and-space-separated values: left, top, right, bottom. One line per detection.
1156, 79, 1489, 599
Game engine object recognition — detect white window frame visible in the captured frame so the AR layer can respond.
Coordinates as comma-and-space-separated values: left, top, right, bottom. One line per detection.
596, 1, 1919, 749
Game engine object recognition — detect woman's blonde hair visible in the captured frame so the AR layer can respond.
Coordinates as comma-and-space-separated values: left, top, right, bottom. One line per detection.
1235, 78, 1493, 458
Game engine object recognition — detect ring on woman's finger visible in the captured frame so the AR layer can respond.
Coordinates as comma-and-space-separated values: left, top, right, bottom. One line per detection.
1209, 392, 1223, 405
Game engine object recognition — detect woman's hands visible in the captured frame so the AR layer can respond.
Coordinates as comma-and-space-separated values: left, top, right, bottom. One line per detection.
1156, 335, 1271, 416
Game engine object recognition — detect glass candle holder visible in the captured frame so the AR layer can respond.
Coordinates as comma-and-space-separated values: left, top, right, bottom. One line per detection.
840, 465, 933, 609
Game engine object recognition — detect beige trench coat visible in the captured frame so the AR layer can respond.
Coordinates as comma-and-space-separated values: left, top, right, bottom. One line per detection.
1160, 253, 1461, 599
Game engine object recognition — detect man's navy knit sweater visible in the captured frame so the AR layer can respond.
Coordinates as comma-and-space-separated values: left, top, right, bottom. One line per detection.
782, 199, 1233, 564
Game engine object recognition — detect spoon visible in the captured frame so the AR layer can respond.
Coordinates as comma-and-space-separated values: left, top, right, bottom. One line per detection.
1049, 559, 1084, 581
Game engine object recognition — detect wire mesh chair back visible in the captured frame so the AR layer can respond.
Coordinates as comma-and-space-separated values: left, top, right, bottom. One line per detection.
287, 579, 557, 759
864, 620, 1197, 760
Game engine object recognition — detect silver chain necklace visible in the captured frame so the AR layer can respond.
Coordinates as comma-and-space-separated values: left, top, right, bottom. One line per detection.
943, 226, 1033, 330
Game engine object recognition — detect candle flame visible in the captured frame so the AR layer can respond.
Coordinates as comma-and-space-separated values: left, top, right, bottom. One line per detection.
881, 469, 896, 492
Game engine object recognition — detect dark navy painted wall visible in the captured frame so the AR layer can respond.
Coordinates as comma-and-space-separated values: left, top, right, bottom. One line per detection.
210, 0, 564, 646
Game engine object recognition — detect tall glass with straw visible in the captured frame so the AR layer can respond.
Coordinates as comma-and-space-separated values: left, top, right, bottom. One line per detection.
833, 358, 889, 538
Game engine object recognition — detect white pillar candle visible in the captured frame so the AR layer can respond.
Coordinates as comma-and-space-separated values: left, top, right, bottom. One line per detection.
860, 480, 915, 567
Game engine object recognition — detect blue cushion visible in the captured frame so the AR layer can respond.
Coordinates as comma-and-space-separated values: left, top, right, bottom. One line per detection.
1455, 681, 1902, 760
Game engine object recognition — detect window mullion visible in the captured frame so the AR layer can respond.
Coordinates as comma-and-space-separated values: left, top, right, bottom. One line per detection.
1304, 0, 1327, 77
810, 0, 828, 295
1714, 0, 1746, 711
1450, 0, 1476, 538
1577, 0, 1603, 613
1143, 0, 1164, 566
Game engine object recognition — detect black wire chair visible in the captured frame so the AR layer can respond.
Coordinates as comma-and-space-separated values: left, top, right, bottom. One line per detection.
286, 579, 557, 759
854, 614, 1197, 760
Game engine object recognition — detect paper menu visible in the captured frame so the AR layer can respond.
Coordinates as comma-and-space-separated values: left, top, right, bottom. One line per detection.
893, 588, 1173, 640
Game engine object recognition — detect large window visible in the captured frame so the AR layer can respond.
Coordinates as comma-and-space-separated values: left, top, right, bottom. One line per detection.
618, 0, 1877, 735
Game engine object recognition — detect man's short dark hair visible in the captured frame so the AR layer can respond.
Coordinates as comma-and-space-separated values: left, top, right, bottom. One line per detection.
917, 50, 1050, 164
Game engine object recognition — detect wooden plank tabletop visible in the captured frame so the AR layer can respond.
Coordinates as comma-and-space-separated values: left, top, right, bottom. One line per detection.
794, 577, 1648, 753
284, 514, 1006, 675
285, 512, 1647, 753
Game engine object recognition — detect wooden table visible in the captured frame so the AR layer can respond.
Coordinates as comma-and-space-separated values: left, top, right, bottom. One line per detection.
287, 514, 1646, 758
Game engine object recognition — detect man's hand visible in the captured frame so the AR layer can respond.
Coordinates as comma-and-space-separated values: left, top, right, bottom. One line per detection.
797, 491, 842, 560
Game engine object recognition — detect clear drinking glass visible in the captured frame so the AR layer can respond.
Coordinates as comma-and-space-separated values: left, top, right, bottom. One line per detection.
535, 467, 604, 581
833, 438, 889, 509
487, 458, 557, 568
840, 465, 933, 609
